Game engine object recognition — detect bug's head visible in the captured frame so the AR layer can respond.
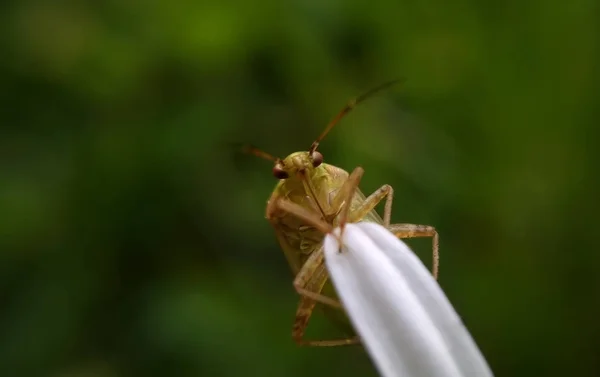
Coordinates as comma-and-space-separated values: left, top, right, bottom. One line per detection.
239, 145, 323, 180
273, 150, 323, 179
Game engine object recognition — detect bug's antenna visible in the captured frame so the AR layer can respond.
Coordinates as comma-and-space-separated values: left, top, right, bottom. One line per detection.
237, 143, 279, 162
309, 78, 405, 154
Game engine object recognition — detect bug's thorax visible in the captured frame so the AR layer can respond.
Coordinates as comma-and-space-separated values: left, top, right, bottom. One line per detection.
275, 167, 331, 212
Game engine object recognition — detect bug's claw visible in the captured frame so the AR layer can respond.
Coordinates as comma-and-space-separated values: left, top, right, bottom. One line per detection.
336, 237, 344, 253
336, 223, 346, 253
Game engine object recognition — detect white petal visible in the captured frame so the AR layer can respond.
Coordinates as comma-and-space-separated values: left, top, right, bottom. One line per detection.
324, 222, 493, 377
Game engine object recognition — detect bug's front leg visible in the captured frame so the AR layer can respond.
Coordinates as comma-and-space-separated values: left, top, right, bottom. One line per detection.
267, 197, 336, 242
328, 167, 365, 243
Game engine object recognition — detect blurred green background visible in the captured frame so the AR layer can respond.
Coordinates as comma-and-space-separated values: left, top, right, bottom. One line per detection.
1, 0, 599, 376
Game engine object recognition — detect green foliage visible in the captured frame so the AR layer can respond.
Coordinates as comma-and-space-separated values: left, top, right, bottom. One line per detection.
1, 0, 599, 376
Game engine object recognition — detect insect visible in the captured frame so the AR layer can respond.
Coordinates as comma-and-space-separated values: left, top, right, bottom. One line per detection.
242, 80, 439, 346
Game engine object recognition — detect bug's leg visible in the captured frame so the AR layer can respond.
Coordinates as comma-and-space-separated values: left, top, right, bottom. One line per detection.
292, 253, 360, 346
265, 199, 361, 347
343, 185, 440, 279
268, 198, 360, 345
293, 296, 360, 347
347, 184, 394, 226
270, 198, 332, 236
387, 223, 440, 279
330, 167, 365, 242
292, 244, 343, 309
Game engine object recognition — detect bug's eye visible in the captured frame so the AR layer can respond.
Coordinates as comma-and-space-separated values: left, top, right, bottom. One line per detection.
311, 151, 323, 167
272, 165, 289, 179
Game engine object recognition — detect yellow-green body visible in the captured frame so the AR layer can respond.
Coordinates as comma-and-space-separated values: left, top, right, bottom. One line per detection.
268, 161, 382, 274
249, 80, 438, 345
266, 152, 383, 335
